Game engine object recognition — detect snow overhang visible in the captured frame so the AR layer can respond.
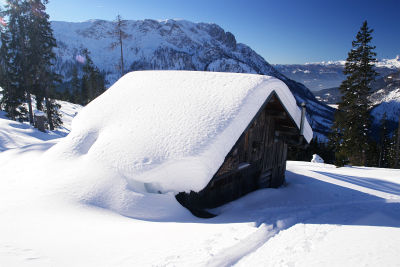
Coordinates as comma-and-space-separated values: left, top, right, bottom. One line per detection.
51, 71, 313, 193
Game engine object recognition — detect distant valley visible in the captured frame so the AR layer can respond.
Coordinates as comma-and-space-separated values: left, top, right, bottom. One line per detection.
274, 56, 400, 91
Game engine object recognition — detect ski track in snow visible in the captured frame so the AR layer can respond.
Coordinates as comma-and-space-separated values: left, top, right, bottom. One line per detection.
208, 199, 400, 267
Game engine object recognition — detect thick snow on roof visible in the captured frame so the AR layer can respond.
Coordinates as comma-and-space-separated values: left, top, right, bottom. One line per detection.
52, 71, 312, 193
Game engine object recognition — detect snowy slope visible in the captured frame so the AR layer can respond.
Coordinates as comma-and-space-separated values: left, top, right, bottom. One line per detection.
313, 87, 342, 104
370, 70, 400, 124
0, 100, 81, 151
49, 71, 312, 193
51, 19, 334, 138
371, 89, 400, 123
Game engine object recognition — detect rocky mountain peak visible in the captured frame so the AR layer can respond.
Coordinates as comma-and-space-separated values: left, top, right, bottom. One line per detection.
51, 19, 334, 139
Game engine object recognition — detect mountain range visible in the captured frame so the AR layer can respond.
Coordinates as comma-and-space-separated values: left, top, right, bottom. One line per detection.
369, 70, 400, 129
274, 57, 400, 91
51, 19, 334, 139
313, 70, 400, 134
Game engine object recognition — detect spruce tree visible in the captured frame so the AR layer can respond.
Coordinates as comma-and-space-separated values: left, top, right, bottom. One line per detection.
81, 48, 105, 104
1, 0, 32, 121
70, 65, 82, 104
378, 113, 391, 168
81, 48, 93, 104
27, 0, 62, 130
330, 21, 378, 166
394, 116, 400, 168
0, 7, 26, 120
7, 0, 35, 123
1, 0, 61, 129
44, 95, 62, 129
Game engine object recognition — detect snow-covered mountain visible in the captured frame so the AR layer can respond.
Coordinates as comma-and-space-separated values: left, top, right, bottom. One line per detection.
274, 56, 400, 91
51, 19, 334, 138
312, 69, 400, 134
307, 57, 400, 69
313, 87, 342, 105
370, 70, 400, 130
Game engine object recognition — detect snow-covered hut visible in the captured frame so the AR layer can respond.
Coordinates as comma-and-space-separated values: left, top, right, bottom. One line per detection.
56, 71, 312, 216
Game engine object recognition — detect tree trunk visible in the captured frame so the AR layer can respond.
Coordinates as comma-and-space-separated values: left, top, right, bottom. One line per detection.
26, 91, 33, 124
9, 106, 15, 121
119, 29, 124, 77
45, 96, 54, 131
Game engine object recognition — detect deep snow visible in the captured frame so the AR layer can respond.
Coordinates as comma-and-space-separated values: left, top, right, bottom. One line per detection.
49, 71, 312, 193
0, 100, 81, 152
0, 96, 399, 267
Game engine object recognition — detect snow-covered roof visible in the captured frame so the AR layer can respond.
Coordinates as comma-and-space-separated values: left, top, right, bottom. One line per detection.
52, 71, 312, 193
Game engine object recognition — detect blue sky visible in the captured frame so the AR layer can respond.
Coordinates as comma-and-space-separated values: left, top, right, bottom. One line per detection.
5, 0, 400, 64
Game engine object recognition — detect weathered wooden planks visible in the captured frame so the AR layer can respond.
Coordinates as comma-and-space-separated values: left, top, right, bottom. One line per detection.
176, 93, 304, 215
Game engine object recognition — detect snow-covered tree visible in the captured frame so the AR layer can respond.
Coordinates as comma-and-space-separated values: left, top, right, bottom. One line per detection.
331, 21, 378, 166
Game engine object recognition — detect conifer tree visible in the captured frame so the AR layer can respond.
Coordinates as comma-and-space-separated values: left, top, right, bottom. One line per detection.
1, 0, 62, 129
44, 94, 62, 130
2, 0, 31, 121
0, 17, 27, 120
378, 113, 391, 168
27, 0, 62, 130
394, 116, 400, 168
330, 21, 378, 166
80, 48, 106, 104
110, 15, 131, 77
81, 48, 93, 104
70, 65, 82, 104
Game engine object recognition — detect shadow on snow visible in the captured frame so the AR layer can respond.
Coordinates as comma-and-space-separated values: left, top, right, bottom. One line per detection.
312, 170, 400, 196
138, 170, 400, 229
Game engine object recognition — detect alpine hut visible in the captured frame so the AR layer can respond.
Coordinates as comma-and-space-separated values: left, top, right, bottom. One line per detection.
55, 71, 312, 217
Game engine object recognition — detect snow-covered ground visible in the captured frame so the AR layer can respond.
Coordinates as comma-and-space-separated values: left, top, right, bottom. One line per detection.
0, 99, 81, 152
327, 104, 338, 109
1, 99, 400, 266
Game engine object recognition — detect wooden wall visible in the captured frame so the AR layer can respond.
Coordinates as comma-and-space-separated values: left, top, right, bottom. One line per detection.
176, 93, 299, 214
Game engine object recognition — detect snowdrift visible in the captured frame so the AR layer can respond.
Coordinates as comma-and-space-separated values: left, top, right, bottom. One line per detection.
50, 71, 312, 193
